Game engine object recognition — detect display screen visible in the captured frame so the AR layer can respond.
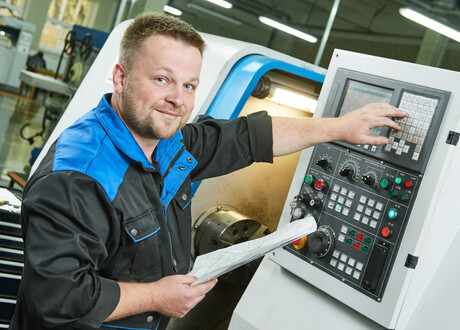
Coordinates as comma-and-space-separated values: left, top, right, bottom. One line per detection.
339, 80, 394, 136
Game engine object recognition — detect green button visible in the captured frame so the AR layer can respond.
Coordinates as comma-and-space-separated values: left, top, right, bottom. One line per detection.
395, 177, 402, 185
346, 238, 353, 246
400, 194, 408, 202
380, 178, 390, 189
304, 175, 314, 185
390, 190, 398, 198
335, 204, 342, 213
362, 246, 369, 254
365, 237, 372, 245
349, 230, 356, 237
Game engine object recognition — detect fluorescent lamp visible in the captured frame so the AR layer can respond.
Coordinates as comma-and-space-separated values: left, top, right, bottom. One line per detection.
259, 16, 317, 43
206, 0, 233, 9
164, 5, 182, 16
399, 7, 460, 43
188, 3, 242, 25
267, 87, 318, 113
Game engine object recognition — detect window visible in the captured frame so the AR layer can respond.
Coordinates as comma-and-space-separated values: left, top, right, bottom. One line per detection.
0, 0, 26, 17
39, 0, 97, 52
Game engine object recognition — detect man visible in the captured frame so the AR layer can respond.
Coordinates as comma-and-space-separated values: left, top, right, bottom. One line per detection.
10, 12, 405, 330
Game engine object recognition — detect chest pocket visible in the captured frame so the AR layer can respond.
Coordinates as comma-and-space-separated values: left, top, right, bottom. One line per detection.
123, 208, 160, 242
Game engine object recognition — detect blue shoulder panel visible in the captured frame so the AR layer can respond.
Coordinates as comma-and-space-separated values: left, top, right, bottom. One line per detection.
53, 107, 132, 202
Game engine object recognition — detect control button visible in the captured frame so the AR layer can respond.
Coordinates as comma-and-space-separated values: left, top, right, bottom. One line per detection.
387, 208, 398, 220
381, 226, 392, 238
359, 195, 367, 204
361, 217, 369, 225
340, 254, 348, 263
330, 193, 338, 201
330, 259, 338, 267
339, 167, 354, 179
304, 175, 315, 185
376, 202, 384, 211
338, 234, 345, 242
314, 179, 327, 191
362, 246, 369, 254
353, 242, 361, 250
370, 220, 378, 228
338, 262, 345, 271
348, 229, 356, 237
353, 270, 361, 280
340, 225, 348, 234
400, 194, 408, 202
364, 237, 372, 245
334, 204, 342, 213
405, 180, 413, 188
356, 233, 364, 241
347, 257, 356, 267
345, 266, 353, 275
380, 178, 391, 189
395, 177, 402, 185
354, 213, 361, 221
367, 199, 375, 207
346, 238, 353, 246
333, 250, 341, 258
348, 190, 355, 199
390, 190, 399, 198
356, 262, 364, 271
333, 184, 340, 192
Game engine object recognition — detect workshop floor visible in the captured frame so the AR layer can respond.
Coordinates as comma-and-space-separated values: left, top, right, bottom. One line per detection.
0, 89, 46, 188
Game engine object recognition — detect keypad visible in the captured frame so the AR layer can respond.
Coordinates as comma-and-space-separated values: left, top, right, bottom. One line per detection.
353, 195, 383, 228
330, 248, 364, 280
385, 92, 438, 161
328, 183, 355, 217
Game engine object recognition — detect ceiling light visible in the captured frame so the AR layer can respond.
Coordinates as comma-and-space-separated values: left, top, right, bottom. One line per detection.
399, 7, 460, 43
258, 16, 317, 43
205, 0, 233, 9
267, 87, 318, 113
164, 5, 182, 16
188, 3, 242, 25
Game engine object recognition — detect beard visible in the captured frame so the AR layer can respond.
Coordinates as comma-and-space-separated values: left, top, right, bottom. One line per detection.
120, 80, 189, 140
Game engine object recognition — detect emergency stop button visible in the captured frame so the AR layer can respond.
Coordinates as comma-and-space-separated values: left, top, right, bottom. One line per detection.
381, 227, 392, 238
314, 179, 327, 191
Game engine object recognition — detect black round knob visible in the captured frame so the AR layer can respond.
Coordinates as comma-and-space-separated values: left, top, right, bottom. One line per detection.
307, 226, 334, 258
362, 174, 375, 186
339, 167, 353, 177
316, 158, 331, 170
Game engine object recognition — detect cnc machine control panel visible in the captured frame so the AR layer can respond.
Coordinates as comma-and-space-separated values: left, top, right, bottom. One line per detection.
284, 69, 450, 301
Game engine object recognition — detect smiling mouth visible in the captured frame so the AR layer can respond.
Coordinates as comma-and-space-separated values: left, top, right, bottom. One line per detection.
157, 109, 180, 120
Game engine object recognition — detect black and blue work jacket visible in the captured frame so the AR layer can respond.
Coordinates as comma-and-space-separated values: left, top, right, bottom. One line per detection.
9, 93, 273, 329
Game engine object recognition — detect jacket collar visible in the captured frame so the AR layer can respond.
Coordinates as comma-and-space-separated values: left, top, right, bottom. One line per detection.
95, 93, 184, 173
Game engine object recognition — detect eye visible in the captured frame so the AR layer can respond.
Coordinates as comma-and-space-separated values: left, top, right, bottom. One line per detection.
184, 83, 196, 92
155, 77, 167, 84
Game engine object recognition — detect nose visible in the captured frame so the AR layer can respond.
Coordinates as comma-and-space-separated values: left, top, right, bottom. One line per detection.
165, 84, 184, 107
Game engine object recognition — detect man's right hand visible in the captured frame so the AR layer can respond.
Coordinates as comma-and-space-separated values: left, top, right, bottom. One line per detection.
105, 275, 217, 322
150, 275, 218, 318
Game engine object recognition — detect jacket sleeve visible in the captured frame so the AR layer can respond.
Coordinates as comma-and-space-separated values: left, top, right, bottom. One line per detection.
21, 170, 120, 328
182, 111, 274, 182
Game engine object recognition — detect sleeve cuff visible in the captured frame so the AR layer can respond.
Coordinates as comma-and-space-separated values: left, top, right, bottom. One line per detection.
79, 277, 120, 328
247, 111, 274, 163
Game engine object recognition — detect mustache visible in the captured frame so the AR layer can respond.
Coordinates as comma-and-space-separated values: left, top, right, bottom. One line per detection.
152, 104, 185, 115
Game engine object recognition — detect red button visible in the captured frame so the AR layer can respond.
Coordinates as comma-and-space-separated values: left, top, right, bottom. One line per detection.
356, 233, 364, 241
353, 242, 361, 250
381, 227, 392, 238
405, 181, 413, 188
314, 179, 325, 191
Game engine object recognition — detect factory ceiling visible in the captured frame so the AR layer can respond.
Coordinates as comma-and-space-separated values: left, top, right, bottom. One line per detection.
166, 0, 460, 71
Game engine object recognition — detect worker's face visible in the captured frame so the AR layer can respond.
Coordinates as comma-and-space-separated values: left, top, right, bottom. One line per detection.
119, 34, 202, 140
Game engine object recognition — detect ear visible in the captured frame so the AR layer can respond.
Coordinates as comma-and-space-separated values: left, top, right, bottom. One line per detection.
112, 63, 126, 94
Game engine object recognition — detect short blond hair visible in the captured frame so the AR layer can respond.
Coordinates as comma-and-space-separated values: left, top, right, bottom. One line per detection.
119, 12, 206, 71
